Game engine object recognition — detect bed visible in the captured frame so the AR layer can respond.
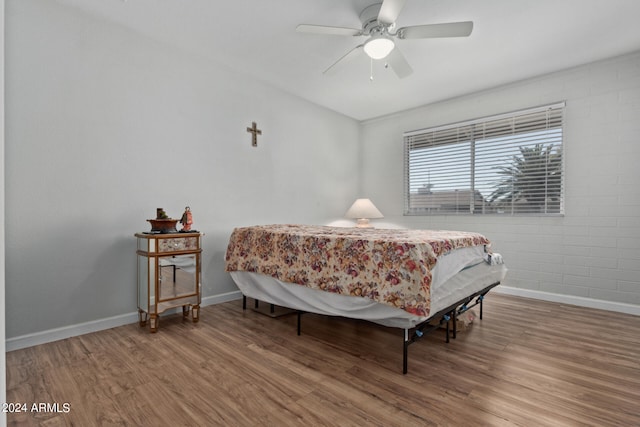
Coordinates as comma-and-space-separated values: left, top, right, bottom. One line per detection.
225, 224, 506, 373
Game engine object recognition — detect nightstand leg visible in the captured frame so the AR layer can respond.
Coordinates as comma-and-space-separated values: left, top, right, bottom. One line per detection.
192, 305, 200, 323
149, 314, 158, 333
182, 305, 190, 319
138, 310, 148, 327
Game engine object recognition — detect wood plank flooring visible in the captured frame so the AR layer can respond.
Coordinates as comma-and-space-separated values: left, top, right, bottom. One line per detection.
6, 293, 640, 426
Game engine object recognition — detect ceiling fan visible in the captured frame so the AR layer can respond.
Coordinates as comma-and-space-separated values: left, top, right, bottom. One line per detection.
296, 0, 473, 78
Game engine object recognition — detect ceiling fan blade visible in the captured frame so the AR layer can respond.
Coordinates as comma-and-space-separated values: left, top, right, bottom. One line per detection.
397, 21, 473, 39
296, 24, 362, 36
386, 46, 413, 78
378, 0, 407, 25
323, 45, 364, 75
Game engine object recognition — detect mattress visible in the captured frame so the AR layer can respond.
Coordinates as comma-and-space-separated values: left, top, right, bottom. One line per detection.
230, 261, 506, 328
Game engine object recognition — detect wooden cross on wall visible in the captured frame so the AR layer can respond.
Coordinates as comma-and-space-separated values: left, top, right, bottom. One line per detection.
246, 121, 262, 147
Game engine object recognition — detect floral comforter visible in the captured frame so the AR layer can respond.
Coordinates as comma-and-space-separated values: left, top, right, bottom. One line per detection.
225, 224, 490, 317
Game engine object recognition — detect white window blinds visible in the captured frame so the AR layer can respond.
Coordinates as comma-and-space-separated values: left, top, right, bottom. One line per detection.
404, 102, 565, 215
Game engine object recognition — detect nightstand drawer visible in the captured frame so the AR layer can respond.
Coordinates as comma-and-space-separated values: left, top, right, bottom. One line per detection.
158, 237, 198, 252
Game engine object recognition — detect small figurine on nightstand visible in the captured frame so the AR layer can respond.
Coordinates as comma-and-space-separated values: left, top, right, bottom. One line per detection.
180, 206, 193, 231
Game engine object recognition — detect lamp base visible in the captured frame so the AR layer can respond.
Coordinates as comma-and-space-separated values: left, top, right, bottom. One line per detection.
355, 218, 373, 228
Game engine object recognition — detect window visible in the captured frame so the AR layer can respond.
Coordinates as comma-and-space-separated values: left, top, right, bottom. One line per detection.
404, 102, 565, 215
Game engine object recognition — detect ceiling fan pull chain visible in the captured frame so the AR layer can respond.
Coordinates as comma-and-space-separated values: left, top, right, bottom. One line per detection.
370, 57, 374, 81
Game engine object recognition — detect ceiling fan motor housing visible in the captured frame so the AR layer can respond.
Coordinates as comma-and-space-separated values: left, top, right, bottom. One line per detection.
360, 3, 387, 35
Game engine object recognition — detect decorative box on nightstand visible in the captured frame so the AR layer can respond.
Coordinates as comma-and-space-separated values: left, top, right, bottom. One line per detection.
135, 232, 202, 332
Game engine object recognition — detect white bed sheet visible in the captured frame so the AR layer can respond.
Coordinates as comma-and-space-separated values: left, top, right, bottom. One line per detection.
431, 245, 485, 289
230, 261, 507, 329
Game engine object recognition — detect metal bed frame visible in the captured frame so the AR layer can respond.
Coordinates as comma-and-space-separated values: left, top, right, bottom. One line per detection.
399, 281, 500, 374
241, 281, 500, 374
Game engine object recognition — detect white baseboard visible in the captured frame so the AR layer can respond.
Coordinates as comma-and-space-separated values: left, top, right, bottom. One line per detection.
7, 287, 637, 351
5, 290, 242, 352
493, 286, 640, 316
200, 290, 242, 307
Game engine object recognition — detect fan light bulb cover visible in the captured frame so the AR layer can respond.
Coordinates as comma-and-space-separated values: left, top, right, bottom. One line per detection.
363, 36, 395, 59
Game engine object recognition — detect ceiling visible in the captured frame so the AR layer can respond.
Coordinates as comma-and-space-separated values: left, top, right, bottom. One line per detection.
55, 0, 640, 121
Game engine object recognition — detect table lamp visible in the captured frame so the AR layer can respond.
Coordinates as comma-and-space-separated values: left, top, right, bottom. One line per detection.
345, 198, 384, 228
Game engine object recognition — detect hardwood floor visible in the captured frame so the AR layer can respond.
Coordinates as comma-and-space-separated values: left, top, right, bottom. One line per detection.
6, 293, 640, 426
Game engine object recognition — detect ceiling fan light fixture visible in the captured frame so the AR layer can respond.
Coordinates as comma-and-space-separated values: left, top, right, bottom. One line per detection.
363, 35, 395, 59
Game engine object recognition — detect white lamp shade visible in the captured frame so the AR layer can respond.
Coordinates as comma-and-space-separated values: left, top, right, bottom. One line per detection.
363, 36, 395, 60
345, 199, 384, 228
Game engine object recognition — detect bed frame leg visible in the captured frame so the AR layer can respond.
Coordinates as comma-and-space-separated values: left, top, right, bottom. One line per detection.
444, 314, 451, 343
403, 329, 409, 374
297, 311, 302, 336
242, 295, 247, 310
479, 295, 484, 319
452, 310, 458, 340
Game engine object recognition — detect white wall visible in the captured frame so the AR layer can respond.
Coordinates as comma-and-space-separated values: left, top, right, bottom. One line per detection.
4, 0, 359, 342
361, 52, 640, 312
